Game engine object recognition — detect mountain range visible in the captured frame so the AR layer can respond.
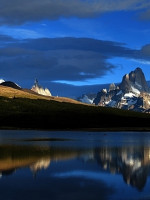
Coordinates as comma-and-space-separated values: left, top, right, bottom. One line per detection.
93, 67, 150, 112
1, 67, 150, 113
1, 73, 150, 130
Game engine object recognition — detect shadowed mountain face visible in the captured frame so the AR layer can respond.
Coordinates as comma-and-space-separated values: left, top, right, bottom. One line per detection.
94, 68, 150, 112
0, 81, 21, 90
120, 67, 149, 93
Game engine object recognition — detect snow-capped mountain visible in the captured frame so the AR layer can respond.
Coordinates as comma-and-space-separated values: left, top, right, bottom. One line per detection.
0, 78, 22, 90
120, 67, 149, 93
31, 79, 52, 97
77, 93, 97, 104
0, 79, 5, 84
94, 68, 150, 112
0, 81, 21, 90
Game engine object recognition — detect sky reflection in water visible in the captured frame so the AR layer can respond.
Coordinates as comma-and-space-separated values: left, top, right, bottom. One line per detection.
0, 131, 150, 200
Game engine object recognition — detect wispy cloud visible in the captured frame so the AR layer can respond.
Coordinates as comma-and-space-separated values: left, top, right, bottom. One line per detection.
0, 26, 44, 39
130, 59, 150, 65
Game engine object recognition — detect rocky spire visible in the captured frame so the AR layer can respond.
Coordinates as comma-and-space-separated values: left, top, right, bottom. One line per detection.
109, 83, 116, 91
93, 67, 150, 112
31, 79, 52, 97
34, 78, 39, 86
119, 67, 149, 93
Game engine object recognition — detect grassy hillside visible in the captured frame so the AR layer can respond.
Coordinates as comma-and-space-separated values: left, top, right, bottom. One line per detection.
0, 85, 82, 104
0, 93, 150, 130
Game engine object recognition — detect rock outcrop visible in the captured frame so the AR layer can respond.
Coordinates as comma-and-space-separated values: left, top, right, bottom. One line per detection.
31, 79, 51, 97
78, 93, 96, 104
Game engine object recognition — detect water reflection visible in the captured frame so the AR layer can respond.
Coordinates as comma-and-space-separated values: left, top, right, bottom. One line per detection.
93, 147, 150, 191
0, 144, 150, 192
0, 145, 88, 177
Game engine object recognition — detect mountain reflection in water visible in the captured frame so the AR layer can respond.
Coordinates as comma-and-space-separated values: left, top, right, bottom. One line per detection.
0, 144, 150, 191
94, 146, 150, 191
0, 145, 82, 174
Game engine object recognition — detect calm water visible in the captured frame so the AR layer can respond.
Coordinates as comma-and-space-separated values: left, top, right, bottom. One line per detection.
0, 131, 150, 200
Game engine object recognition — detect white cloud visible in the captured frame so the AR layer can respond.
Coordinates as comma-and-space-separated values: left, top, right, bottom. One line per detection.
131, 59, 150, 65
0, 26, 44, 39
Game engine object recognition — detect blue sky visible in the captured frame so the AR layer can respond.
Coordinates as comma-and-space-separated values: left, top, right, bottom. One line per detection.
0, 0, 150, 96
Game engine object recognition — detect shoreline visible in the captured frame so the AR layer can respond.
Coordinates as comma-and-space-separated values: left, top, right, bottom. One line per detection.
0, 127, 150, 132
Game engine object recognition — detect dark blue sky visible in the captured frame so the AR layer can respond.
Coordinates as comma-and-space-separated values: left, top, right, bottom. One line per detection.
0, 0, 150, 97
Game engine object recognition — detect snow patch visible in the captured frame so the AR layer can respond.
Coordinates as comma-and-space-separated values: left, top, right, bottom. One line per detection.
120, 102, 128, 105
80, 95, 94, 104
124, 93, 135, 98
15, 82, 21, 88
116, 90, 122, 96
0, 79, 5, 84
102, 89, 107, 93
105, 100, 111, 105
131, 86, 140, 95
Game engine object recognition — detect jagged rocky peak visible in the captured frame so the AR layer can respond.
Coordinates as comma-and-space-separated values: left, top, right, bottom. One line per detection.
102, 88, 107, 93
77, 93, 97, 104
109, 83, 116, 91
120, 74, 131, 93
31, 79, 52, 97
120, 67, 149, 93
93, 67, 150, 112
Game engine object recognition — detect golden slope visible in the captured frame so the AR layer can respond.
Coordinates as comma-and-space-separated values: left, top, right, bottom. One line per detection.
0, 85, 83, 104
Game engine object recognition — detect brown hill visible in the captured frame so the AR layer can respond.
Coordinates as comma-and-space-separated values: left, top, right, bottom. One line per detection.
0, 85, 83, 104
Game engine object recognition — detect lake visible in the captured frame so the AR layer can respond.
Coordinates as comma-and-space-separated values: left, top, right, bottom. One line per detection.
0, 130, 150, 200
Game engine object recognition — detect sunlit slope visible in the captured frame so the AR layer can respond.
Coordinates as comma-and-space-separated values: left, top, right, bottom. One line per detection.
0, 85, 82, 104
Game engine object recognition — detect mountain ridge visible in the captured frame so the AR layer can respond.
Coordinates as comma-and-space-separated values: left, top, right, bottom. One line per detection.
119, 67, 149, 93
93, 68, 150, 112
0, 77, 150, 130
